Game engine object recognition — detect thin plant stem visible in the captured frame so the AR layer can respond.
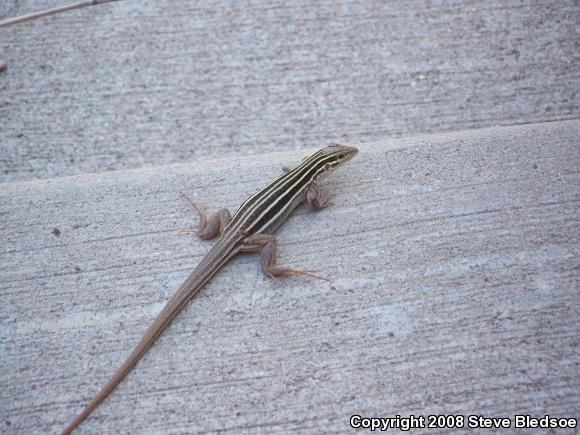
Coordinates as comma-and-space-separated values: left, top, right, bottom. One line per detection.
0, 0, 124, 28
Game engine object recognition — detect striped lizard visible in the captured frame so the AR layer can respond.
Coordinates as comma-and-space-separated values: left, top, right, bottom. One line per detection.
62, 144, 358, 433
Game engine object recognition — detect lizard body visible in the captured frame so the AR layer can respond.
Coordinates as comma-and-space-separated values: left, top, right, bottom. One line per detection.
62, 144, 358, 433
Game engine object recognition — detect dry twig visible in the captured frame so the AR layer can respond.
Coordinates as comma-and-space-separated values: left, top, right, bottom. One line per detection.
0, 0, 124, 28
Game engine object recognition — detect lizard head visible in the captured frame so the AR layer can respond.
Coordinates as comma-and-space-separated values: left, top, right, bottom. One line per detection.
318, 143, 358, 168
289, 143, 358, 180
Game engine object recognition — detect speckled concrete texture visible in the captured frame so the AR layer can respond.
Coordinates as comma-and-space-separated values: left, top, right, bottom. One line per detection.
1, 121, 578, 433
1, 1, 578, 182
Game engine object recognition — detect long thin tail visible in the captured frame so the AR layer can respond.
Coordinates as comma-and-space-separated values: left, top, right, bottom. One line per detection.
62, 308, 175, 434
62, 240, 237, 434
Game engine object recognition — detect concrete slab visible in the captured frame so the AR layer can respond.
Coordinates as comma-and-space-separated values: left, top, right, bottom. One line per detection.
1, 1, 579, 182
1, 121, 579, 433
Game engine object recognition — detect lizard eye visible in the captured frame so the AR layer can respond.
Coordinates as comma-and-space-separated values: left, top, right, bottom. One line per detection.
337, 153, 345, 159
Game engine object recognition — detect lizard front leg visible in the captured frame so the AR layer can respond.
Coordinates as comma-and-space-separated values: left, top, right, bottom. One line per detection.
240, 234, 329, 281
180, 192, 232, 240
305, 182, 332, 210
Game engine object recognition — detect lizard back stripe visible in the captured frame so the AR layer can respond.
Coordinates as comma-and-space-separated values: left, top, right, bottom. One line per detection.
247, 154, 339, 234
223, 148, 331, 236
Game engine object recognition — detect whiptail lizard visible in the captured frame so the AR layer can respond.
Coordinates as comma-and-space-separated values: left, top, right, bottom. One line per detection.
62, 144, 358, 433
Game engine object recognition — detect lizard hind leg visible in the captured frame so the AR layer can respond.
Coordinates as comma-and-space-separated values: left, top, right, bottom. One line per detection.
240, 234, 330, 281
179, 192, 232, 240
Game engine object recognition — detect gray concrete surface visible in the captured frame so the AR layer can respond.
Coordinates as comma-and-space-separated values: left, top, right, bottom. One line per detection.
1, 121, 578, 434
1, 1, 578, 182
